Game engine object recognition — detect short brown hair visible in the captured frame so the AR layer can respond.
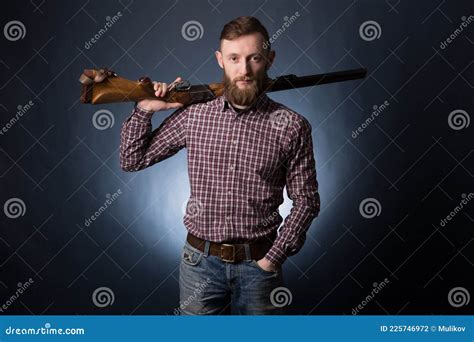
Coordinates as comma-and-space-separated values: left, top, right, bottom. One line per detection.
220, 16, 270, 50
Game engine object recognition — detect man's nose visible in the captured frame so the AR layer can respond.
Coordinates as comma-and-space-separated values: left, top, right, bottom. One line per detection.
237, 60, 251, 75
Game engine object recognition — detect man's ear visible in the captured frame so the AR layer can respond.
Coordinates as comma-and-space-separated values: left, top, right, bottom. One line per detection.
215, 50, 224, 69
266, 50, 276, 71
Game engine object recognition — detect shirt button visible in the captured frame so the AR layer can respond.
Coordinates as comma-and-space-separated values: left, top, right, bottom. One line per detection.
232, 139, 237, 145
226, 215, 231, 221
229, 164, 234, 171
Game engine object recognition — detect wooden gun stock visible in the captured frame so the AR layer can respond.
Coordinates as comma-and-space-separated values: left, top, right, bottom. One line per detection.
79, 69, 224, 106
79, 67, 367, 106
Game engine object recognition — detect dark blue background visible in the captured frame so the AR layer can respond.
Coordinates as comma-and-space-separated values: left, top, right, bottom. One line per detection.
0, 0, 472, 314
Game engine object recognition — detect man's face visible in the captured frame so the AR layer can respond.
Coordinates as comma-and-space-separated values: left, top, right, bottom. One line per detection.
216, 33, 275, 106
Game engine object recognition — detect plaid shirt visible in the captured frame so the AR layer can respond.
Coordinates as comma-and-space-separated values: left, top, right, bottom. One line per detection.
120, 94, 320, 266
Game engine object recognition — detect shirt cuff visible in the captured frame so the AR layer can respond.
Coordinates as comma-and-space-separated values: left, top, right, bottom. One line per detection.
133, 104, 155, 122
264, 244, 288, 267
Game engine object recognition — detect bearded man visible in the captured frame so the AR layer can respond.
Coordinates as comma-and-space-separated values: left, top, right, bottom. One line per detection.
120, 16, 320, 315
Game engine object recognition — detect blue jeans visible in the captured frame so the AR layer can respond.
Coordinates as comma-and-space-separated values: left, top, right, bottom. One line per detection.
178, 240, 287, 315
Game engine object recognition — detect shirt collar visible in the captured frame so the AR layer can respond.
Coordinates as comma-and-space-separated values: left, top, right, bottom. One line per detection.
219, 92, 271, 114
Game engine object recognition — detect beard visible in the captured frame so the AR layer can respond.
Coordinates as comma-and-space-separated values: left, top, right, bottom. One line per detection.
223, 70, 269, 107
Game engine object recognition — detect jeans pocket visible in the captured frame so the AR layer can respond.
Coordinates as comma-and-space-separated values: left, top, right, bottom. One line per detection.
182, 243, 204, 266
250, 259, 279, 275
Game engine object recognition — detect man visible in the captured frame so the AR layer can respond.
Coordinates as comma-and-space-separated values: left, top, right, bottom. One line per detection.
120, 16, 320, 315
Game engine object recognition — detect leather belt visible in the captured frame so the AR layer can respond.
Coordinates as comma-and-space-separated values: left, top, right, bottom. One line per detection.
186, 233, 275, 263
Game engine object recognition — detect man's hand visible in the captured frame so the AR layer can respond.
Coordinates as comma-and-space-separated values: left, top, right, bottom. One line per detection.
137, 77, 184, 112
257, 257, 278, 272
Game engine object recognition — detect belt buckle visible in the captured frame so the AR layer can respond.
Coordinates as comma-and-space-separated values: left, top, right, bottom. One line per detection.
220, 244, 236, 263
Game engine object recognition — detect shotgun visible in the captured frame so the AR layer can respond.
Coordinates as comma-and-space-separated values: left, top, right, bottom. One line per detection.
79, 67, 367, 106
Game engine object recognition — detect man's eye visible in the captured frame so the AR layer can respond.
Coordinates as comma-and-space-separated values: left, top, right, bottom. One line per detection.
252, 56, 261, 62
230, 56, 238, 62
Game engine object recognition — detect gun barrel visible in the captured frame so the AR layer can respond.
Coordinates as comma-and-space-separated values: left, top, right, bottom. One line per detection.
269, 67, 367, 92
